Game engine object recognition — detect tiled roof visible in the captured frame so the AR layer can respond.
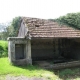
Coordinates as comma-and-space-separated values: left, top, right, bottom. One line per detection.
23, 17, 80, 38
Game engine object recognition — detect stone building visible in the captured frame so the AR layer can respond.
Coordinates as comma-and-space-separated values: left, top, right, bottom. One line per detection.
8, 17, 80, 65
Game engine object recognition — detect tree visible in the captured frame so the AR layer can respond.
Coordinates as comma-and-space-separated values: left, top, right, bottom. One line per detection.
55, 12, 80, 29
9, 16, 22, 37
0, 16, 22, 40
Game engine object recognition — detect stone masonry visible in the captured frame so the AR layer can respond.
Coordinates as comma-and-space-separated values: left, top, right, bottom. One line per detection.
7, 37, 32, 65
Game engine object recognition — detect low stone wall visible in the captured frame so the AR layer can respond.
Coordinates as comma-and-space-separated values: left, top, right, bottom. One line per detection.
49, 61, 80, 69
36, 61, 80, 69
12, 59, 27, 65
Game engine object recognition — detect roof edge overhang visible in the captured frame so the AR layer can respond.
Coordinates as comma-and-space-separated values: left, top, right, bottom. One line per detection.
31, 37, 80, 40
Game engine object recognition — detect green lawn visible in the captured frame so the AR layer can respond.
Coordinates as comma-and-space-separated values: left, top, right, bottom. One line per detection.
1, 57, 80, 80
0, 57, 59, 80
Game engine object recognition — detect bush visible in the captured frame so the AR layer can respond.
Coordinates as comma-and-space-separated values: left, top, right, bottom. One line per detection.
56, 12, 80, 29
0, 46, 4, 57
0, 41, 8, 57
59, 69, 75, 77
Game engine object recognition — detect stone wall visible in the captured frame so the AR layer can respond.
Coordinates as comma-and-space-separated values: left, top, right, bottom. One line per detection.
31, 39, 60, 61
49, 60, 80, 69
7, 37, 32, 65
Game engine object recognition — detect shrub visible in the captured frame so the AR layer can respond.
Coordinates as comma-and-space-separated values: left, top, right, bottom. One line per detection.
59, 69, 75, 77
0, 45, 4, 57
0, 41, 8, 57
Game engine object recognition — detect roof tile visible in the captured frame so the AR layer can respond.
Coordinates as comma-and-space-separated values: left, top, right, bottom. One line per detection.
23, 17, 80, 38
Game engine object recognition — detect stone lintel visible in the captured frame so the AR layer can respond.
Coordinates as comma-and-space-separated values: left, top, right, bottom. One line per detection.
7, 37, 27, 41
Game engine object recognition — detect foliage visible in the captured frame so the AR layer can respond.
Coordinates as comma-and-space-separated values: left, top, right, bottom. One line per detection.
59, 69, 75, 77
0, 46, 4, 57
0, 16, 21, 40
0, 41, 8, 57
10, 16, 21, 37
58, 68, 80, 79
55, 12, 80, 29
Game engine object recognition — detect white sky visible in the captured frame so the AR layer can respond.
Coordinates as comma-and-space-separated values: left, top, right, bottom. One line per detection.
0, 0, 80, 23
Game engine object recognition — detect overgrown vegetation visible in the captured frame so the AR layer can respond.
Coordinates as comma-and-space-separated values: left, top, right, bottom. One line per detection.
0, 41, 8, 57
55, 12, 80, 29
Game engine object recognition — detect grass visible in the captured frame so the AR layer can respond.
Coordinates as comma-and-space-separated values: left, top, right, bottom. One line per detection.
0, 40, 8, 57
1, 58, 80, 80
0, 57, 59, 80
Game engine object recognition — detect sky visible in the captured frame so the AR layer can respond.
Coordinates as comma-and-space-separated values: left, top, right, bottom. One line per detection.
0, 0, 80, 23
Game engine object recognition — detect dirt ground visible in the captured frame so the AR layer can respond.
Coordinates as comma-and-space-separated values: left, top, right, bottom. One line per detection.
6, 75, 46, 80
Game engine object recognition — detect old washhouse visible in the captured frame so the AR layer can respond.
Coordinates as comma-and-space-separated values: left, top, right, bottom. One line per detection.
8, 17, 80, 67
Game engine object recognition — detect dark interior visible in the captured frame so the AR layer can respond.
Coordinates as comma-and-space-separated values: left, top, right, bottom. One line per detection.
59, 38, 80, 60
31, 39, 54, 61
31, 38, 80, 63
15, 44, 25, 60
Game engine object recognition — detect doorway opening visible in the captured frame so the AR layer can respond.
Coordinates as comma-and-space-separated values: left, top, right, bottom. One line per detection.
15, 44, 25, 60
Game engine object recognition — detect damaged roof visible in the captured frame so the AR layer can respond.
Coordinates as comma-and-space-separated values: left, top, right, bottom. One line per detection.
19, 17, 80, 38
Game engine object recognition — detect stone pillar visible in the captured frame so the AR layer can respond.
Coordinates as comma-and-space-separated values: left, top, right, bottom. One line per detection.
8, 40, 15, 63
26, 40, 32, 65
8, 40, 12, 62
